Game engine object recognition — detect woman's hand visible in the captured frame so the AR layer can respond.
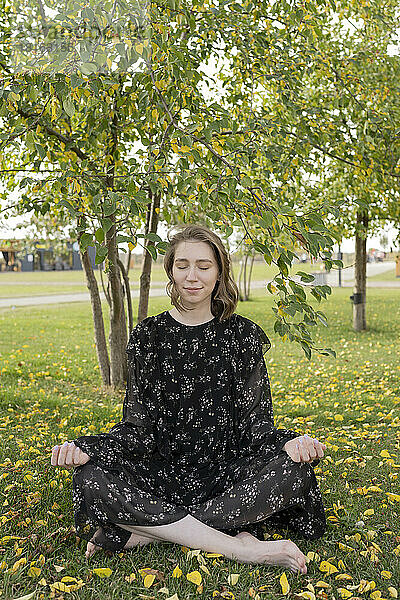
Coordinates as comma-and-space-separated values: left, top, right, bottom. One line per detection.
283, 435, 326, 464
51, 441, 91, 470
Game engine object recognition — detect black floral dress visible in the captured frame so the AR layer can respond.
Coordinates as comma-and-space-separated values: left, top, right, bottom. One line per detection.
72, 311, 326, 553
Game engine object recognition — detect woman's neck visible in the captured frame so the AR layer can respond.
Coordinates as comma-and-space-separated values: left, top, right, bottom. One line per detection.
169, 306, 214, 326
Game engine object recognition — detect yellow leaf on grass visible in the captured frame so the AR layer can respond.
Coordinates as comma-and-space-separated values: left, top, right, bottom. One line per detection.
93, 567, 112, 578
358, 580, 376, 593
10, 558, 27, 573
61, 576, 78, 583
315, 581, 331, 588
388, 587, 398, 598
319, 561, 338, 574
280, 572, 290, 595
54, 564, 65, 572
381, 571, 392, 579
370, 591, 382, 600
172, 565, 182, 578
144, 574, 155, 587
336, 574, 352, 580
337, 590, 353, 599
334, 414, 344, 421
27, 566, 41, 577
364, 509, 375, 516
386, 493, 400, 502
166, 595, 179, 600
228, 573, 239, 585
295, 592, 315, 600
380, 450, 391, 458
187, 571, 202, 585
12, 593, 36, 600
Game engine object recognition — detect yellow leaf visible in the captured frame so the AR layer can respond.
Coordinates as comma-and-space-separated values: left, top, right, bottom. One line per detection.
128, 241, 137, 251
388, 587, 398, 598
337, 589, 353, 598
27, 566, 41, 577
61, 576, 79, 583
10, 558, 27, 573
199, 564, 210, 575
334, 414, 344, 421
135, 43, 143, 54
50, 582, 69, 592
358, 580, 376, 593
386, 493, 400, 502
12, 593, 36, 600
54, 565, 65, 572
364, 509, 375, 516
306, 551, 320, 562
228, 573, 239, 585
380, 450, 390, 458
370, 591, 382, 600
187, 570, 202, 585
381, 571, 392, 579
280, 572, 290, 595
295, 592, 315, 600
93, 567, 112, 578
319, 561, 338, 574
172, 565, 182, 578
144, 574, 155, 587
336, 574, 353, 580
315, 581, 331, 588
166, 595, 179, 600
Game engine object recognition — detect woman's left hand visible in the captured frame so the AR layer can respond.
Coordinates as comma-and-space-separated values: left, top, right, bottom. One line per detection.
283, 435, 326, 463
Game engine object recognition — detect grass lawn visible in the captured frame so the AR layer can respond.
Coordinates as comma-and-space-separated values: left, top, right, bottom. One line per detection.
0, 289, 399, 599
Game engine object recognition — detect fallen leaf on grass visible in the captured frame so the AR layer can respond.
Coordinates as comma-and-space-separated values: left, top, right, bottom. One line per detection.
280, 572, 290, 595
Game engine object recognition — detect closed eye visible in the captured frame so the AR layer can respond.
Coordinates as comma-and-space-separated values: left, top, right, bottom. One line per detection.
177, 266, 209, 270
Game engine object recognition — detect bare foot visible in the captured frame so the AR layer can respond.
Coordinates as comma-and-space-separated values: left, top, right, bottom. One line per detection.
234, 531, 307, 574
85, 528, 157, 559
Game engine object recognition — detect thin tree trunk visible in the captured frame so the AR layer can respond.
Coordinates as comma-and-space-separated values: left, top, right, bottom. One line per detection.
137, 190, 161, 323
106, 217, 128, 388
243, 252, 249, 300
118, 257, 133, 334
105, 84, 128, 388
245, 251, 255, 300
99, 264, 111, 306
353, 210, 368, 331
78, 236, 110, 387
237, 256, 244, 302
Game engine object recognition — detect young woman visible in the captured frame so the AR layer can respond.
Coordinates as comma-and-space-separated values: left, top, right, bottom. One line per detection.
51, 225, 327, 574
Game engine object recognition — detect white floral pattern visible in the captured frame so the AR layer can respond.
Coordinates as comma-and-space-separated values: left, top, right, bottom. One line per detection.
72, 311, 326, 553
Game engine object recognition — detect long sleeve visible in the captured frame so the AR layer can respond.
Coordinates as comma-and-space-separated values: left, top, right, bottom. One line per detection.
73, 327, 157, 472
233, 319, 302, 461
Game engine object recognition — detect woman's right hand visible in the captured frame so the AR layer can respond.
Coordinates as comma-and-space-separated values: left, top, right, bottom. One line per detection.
51, 441, 91, 470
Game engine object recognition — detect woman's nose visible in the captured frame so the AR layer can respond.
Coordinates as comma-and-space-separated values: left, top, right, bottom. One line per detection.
186, 267, 198, 280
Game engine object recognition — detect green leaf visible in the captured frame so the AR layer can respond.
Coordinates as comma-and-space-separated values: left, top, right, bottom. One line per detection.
80, 233, 93, 252
95, 228, 104, 243
63, 98, 75, 117
95, 245, 108, 264
146, 244, 157, 261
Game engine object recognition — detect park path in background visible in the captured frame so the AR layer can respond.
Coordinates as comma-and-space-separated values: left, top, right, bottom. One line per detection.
1, 262, 399, 308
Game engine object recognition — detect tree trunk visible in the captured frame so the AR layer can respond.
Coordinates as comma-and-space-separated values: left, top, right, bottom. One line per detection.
78, 237, 110, 387
237, 255, 244, 302
106, 216, 128, 388
353, 210, 368, 331
245, 251, 255, 300
118, 257, 133, 334
137, 190, 161, 323
243, 251, 249, 300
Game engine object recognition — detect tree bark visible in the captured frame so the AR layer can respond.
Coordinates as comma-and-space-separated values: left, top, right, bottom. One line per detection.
78, 237, 110, 387
137, 189, 161, 323
118, 257, 133, 334
245, 251, 255, 300
106, 216, 128, 388
353, 210, 368, 331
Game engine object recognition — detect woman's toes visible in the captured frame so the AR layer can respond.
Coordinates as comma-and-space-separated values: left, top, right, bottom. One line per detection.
85, 540, 101, 559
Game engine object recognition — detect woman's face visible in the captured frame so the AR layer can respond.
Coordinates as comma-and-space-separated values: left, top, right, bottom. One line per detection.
171, 240, 220, 309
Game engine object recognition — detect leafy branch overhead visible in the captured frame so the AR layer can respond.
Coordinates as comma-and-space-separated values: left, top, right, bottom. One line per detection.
1, 0, 399, 360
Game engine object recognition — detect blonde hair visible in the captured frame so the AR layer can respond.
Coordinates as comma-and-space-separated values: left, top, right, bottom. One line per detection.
163, 225, 239, 321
